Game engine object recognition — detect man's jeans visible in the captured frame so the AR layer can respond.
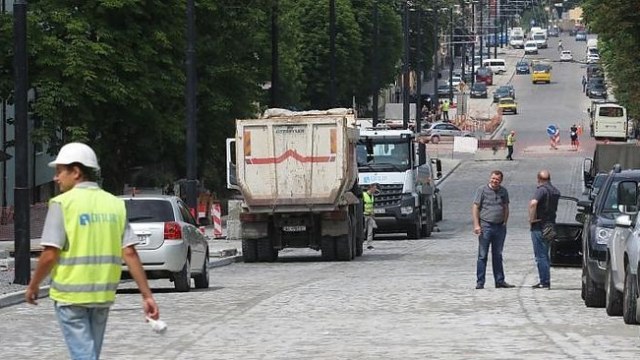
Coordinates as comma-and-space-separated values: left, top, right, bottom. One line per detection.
55, 303, 110, 360
531, 229, 551, 285
476, 222, 507, 286
365, 215, 377, 247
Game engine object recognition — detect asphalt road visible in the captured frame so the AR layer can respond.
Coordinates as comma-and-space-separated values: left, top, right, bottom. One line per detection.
1, 34, 638, 359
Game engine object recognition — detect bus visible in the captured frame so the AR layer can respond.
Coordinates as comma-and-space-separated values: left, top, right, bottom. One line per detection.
593, 103, 627, 141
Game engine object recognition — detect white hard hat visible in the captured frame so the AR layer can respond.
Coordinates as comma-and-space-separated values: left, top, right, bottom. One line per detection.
48, 142, 100, 170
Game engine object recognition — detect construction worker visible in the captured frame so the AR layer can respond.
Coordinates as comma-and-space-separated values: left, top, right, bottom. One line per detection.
442, 100, 450, 122
25, 142, 159, 360
363, 183, 379, 250
506, 130, 516, 160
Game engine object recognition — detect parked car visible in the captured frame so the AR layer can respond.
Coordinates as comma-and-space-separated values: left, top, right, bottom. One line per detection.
606, 180, 640, 323
587, 84, 607, 99
587, 53, 600, 64
475, 67, 493, 86
577, 168, 640, 308
470, 82, 488, 98
421, 122, 473, 144
119, 194, 210, 292
502, 84, 516, 98
497, 97, 517, 114
575, 31, 587, 41
448, 74, 462, 88
583, 172, 608, 201
548, 27, 560, 37
515, 61, 530, 74
524, 41, 539, 54
493, 86, 511, 103
560, 50, 573, 62
605, 181, 640, 324
437, 84, 457, 99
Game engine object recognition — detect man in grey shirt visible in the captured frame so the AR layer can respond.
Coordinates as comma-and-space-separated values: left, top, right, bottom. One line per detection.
472, 170, 515, 289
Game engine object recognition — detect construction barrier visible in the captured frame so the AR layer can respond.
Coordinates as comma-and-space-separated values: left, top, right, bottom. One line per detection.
197, 203, 207, 221
211, 202, 224, 239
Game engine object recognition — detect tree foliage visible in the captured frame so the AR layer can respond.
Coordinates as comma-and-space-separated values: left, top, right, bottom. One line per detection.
582, 0, 640, 118
0, 1, 427, 197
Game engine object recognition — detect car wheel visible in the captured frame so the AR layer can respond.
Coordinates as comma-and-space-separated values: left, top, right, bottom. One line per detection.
420, 197, 433, 238
584, 263, 605, 307
242, 239, 258, 263
605, 263, 623, 316
173, 258, 191, 292
622, 264, 638, 324
193, 251, 210, 289
431, 135, 440, 144
514, 110, 518, 115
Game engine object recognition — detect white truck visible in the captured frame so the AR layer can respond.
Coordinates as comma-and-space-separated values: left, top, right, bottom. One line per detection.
226, 108, 364, 262
509, 28, 524, 48
357, 126, 442, 239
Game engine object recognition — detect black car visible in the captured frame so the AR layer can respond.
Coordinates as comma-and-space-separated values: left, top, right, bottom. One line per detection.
492, 86, 511, 103
515, 61, 530, 74
549, 196, 584, 267
588, 84, 607, 99
577, 168, 640, 307
437, 84, 455, 99
469, 82, 488, 98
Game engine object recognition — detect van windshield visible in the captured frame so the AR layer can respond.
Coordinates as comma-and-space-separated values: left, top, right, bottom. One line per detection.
598, 107, 624, 117
533, 34, 545, 40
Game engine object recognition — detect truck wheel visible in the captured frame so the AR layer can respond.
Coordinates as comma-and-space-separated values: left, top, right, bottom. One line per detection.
242, 239, 258, 263
420, 199, 432, 238
584, 264, 605, 308
257, 237, 278, 262
173, 258, 191, 292
622, 264, 638, 324
605, 264, 623, 316
407, 215, 421, 239
321, 236, 336, 261
336, 234, 352, 261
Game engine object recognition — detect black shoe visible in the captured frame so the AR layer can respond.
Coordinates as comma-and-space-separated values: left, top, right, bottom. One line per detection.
475, 284, 484, 289
531, 283, 550, 289
367, 245, 374, 250
496, 282, 516, 288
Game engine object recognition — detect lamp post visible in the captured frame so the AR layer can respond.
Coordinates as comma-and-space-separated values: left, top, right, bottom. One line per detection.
329, 0, 336, 107
431, 9, 440, 109
372, 0, 380, 126
13, 0, 30, 285
402, 1, 410, 130
471, 0, 476, 85
415, 6, 423, 134
448, 6, 454, 104
185, 0, 198, 213
479, 0, 484, 64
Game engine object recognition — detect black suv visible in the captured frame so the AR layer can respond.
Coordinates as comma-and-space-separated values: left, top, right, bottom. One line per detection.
578, 167, 640, 307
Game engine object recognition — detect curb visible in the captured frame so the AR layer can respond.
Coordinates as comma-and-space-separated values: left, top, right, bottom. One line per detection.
0, 254, 242, 309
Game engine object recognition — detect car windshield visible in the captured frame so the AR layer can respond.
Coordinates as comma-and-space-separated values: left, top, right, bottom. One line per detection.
500, 99, 514, 105
496, 88, 509, 95
124, 199, 175, 222
472, 83, 486, 90
602, 182, 620, 212
517, 62, 527, 67
533, 64, 550, 72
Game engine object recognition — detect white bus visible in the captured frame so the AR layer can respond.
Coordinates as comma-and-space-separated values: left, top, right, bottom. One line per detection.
593, 103, 627, 140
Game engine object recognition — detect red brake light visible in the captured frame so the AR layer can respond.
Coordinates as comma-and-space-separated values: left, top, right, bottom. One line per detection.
164, 222, 182, 240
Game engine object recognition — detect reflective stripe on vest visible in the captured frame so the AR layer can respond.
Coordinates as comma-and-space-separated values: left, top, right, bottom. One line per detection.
363, 192, 374, 215
48, 187, 126, 304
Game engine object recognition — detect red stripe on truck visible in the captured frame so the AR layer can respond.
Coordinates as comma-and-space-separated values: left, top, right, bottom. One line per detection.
245, 149, 336, 164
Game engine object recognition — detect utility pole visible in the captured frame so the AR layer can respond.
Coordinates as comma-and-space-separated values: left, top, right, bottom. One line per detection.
432, 11, 439, 108
185, 0, 198, 212
479, 0, 484, 64
372, 0, 380, 126
270, 1, 279, 108
402, 1, 410, 130
415, 6, 423, 134
13, 0, 30, 285
448, 7, 454, 103
329, 0, 337, 107
471, 1, 476, 85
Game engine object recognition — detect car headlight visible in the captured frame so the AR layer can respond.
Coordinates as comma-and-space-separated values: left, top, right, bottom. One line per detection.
595, 226, 613, 245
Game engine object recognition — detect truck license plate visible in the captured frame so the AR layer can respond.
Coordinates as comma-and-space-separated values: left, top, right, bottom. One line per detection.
374, 208, 385, 214
283, 226, 306, 232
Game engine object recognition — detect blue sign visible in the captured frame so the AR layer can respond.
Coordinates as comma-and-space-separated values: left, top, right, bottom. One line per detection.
546, 124, 557, 137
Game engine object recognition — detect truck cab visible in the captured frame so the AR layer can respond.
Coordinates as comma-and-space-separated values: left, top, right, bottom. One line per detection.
357, 127, 442, 239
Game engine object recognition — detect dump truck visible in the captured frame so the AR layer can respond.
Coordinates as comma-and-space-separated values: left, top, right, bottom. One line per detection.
226, 108, 363, 262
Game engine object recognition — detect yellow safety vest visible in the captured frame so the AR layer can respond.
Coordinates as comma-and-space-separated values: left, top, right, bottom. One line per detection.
363, 192, 374, 215
442, 101, 450, 111
48, 187, 126, 304
507, 134, 515, 146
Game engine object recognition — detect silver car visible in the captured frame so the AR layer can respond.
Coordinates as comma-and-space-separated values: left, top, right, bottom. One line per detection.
120, 195, 210, 292
421, 122, 473, 144
605, 181, 640, 324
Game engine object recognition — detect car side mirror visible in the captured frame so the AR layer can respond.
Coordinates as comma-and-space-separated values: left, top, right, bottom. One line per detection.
575, 213, 586, 224
615, 214, 633, 228
577, 199, 592, 213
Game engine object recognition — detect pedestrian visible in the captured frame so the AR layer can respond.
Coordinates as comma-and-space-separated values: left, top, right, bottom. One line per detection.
25, 142, 160, 360
570, 124, 579, 150
506, 130, 516, 160
472, 170, 515, 289
528, 170, 561, 289
363, 183, 379, 250
582, 74, 587, 93
442, 100, 450, 122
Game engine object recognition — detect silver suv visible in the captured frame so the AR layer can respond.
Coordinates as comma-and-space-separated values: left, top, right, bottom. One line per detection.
421, 122, 473, 144
606, 181, 640, 324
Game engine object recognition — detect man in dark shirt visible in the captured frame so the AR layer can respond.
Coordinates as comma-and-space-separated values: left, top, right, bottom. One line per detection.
472, 170, 515, 289
528, 170, 561, 289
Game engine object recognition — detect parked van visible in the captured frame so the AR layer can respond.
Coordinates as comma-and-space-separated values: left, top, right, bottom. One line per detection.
482, 59, 506, 74
475, 67, 494, 86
